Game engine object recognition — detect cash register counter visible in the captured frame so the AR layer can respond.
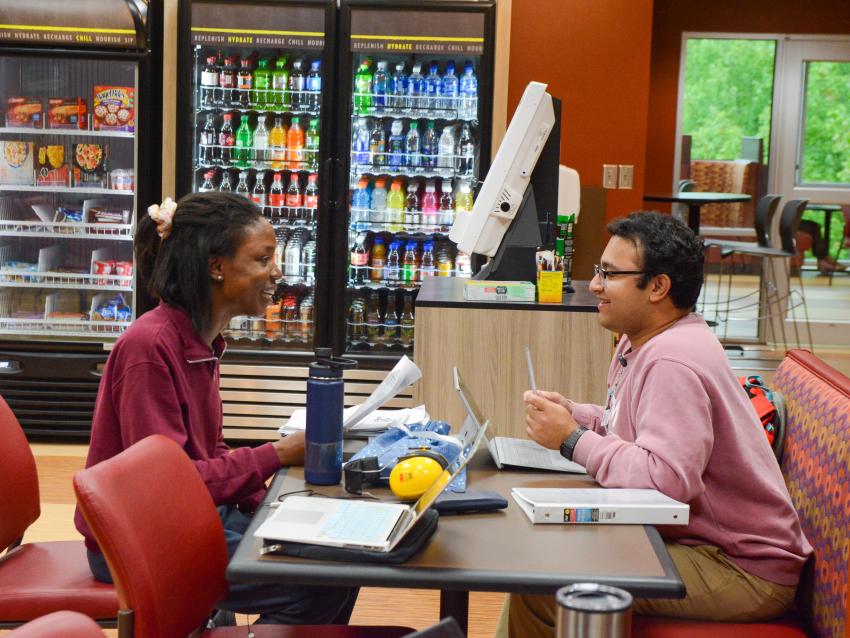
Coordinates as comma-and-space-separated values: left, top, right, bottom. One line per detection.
413, 277, 614, 438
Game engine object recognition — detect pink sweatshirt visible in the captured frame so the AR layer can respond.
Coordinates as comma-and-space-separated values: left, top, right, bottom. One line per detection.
571, 313, 812, 586
75, 303, 281, 552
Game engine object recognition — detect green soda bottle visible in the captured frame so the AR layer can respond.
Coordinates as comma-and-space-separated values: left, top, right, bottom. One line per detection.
271, 57, 289, 108
353, 61, 373, 115
235, 115, 253, 168
253, 58, 271, 107
305, 118, 320, 171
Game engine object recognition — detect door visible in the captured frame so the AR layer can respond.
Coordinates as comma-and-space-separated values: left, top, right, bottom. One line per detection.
771, 36, 850, 346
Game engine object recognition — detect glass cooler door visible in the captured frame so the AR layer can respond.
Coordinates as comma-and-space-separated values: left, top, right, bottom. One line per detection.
186, 0, 330, 352
0, 55, 138, 342
341, 3, 491, 356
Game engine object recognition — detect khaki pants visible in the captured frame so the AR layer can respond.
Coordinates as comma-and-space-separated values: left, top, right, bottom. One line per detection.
494, 542, 796, 638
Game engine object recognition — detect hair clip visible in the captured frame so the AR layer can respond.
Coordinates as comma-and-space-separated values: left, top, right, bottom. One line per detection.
147, 197, 178, 240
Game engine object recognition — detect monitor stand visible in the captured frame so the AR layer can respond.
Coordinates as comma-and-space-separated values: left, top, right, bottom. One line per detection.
474, 186, 542, 282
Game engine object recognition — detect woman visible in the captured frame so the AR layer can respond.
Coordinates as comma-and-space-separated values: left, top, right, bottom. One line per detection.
74, 192, 358, 625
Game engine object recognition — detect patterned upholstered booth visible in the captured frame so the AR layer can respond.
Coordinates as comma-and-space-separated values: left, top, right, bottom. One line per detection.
689, 159, 760, 231
633, 349, 850, 637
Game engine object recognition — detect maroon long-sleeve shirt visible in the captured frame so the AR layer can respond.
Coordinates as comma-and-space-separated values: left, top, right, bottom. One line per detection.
74, 302, 281, 552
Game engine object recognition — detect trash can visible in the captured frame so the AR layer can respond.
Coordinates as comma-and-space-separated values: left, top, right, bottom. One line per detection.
555, 583, 633, 638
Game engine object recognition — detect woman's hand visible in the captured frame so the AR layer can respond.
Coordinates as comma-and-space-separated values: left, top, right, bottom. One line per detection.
274, 431, 305, 466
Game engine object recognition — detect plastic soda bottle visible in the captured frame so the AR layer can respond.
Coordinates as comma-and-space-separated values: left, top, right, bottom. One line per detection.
237, 59, 253, 108
456, 123, 475, 176
236, 170, 250, 198
373, 60, 389, 113
305, 118, 320, 171
388, 119, 405, 171
200, 113, 216, 165
253, 115, 268, 167
349, 232, 369, 284
200, 55, 219, 107
438, 125, 455, 173
370, 177, 387, 224
353, 117, 370, 166
391, 62, 408, 112
218, 113, 235, 165
370, 235, 386, 282
287, 116, 305, 170
269, 116, 287, 169
369, 123, 386, 169
235, 115, 253, 168
425, 61, 441, 113
304, 173, 319, 211
420, 241, 436, 279
269, 172, 285, 208
253, 58, 271, 106
271, 56, 289, 107
354, 61, 373, 115
422, 120, 438, 169
440, 60, 458, 113
439, 180, 455, 228
199, 170, 215, 192
218, 170, 233, 192
251, 170, 267, 208
405, 180, 420, 227
286, 173, 302, 208
421, 180, 438, 230
386, 180, 405, 232
459, 60, 478, 119
455, 181, 473, 215
386, 241, 401, 284
404, 121, 421, 171
456, 250, 472, 276
351, 178, 371, 229
402, 241, 418, 285
306, 60, 322, 111
289, 59, 305, 109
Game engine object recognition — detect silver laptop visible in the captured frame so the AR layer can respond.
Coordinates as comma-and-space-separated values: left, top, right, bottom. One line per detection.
454, 367, 586, 474
254, 419, 489, 552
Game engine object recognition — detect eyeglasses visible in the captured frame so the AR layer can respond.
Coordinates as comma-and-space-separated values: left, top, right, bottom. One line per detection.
593, 264, 647, 287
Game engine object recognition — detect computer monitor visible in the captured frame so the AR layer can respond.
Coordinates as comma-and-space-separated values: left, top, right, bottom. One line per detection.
449, 81, 580, 282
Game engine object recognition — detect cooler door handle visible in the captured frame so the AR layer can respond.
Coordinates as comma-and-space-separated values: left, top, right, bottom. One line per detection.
0, 359, 22, 374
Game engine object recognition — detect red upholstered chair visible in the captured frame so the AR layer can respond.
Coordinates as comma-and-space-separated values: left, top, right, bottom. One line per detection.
6, 611, 106, 638
0, 395, 118, 628
73, 434, 414, 638
633, 349, 850, 637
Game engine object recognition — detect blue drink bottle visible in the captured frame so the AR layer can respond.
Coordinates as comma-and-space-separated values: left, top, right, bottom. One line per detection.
305, 348, 358, 485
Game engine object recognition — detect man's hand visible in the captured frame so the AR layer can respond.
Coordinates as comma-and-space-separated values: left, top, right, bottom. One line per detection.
273, 431, 305, 466
524, 391, 579, 450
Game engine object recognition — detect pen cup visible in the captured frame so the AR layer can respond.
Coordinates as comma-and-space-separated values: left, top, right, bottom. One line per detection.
537, 270, 564, 303
555, 583, 632, 638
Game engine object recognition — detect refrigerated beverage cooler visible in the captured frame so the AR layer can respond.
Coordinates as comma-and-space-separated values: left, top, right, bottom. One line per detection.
0, 0, 162, 435
176, 0, 494, 438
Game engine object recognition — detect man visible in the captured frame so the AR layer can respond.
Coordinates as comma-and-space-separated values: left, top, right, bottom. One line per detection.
499, 211, 811, 636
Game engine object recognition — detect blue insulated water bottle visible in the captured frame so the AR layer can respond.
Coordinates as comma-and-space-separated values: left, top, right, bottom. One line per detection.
305, 348, 358, 485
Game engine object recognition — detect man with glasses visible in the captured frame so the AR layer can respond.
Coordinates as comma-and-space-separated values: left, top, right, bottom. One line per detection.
498, 212, 811, 636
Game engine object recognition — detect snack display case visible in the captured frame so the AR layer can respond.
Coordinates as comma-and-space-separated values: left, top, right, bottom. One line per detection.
0, 0, 161, 435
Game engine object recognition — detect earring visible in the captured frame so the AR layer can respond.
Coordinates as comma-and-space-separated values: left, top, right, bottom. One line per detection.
216, 275, 223, 281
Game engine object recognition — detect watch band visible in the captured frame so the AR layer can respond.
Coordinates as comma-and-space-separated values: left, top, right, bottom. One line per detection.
559, 427, 588, 461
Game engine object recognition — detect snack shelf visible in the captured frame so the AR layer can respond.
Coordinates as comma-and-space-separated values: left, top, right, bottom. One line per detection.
0, 127, 135, 139
0, 269, 133, 291
0, 185, 134, 196
0, 220, 134, 240
0, 317, 130, 337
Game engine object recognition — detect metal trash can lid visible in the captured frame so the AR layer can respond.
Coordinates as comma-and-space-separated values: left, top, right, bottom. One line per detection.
556, 583, 634, 613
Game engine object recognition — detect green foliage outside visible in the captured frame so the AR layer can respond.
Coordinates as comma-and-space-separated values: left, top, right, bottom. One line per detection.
801, 61, 850, 185
682, 39, 776, 161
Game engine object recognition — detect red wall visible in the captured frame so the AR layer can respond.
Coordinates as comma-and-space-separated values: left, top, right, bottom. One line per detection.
508, 0, 654, 221
645, 0, 850, 196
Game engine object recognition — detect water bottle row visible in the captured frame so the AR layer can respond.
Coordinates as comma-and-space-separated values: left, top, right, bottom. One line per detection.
351, 118, 475, 176
198, 52, 322, 111
352, 59, 478, 119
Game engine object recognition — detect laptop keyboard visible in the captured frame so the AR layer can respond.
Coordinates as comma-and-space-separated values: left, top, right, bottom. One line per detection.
501, 438, 561, 468
317, 501, 402, 544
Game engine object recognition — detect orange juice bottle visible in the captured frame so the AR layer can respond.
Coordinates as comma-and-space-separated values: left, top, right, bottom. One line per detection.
287, 116, 305, 170
269, 116, 287, 170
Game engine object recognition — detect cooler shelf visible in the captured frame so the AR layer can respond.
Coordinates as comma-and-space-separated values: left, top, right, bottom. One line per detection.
0, 270, 133, 291
0, 127, 135, 139
0, 220, 133, 240
0, 317, 130, 337
0, 185, 134, 196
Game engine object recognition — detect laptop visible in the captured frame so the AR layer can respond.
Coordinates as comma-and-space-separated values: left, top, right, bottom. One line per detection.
454, 367, 586, 474
254, 418, 489, 552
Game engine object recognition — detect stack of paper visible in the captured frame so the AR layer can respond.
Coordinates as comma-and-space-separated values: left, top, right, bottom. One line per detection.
279, 355, 426, 436
511, 488, 689, 525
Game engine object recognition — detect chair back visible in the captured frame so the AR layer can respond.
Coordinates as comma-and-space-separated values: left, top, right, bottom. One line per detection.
753, 194, 782, 247
7, 611, 106, 638
73, 435, 229, 638
773, 349, 850, 638
776, 199, 809, 254
0, 394, 40, 553
678, 179, 696, 192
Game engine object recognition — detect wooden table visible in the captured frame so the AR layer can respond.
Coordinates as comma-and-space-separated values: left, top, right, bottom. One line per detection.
643, 192, 752, 234
228, 454, 685, 635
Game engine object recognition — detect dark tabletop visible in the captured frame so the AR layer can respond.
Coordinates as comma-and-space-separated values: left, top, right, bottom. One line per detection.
643, 192, 751, 206
415, 277, 599, 313
228, 452, 685, 599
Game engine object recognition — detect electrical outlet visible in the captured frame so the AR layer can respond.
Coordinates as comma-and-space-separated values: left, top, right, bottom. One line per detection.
618, 165, 634, 189
602, 164, 619, 189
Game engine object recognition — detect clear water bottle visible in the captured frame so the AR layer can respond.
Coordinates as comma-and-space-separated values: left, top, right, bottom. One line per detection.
289, 59, 305, 109
438, 125, 456, 173
306, 60, 322, 111
407, 63, 425, 116
456, 123, 475, 176
388, 119, 405, 171
352, 117, 370, 166
425, 61, 441, 113
305, 348, 357, 485
405, 121, 421, 172
422, 120, 438, 170
440, 60, 458, 114
373, 60, 389, 113
459, 60, 478, 119
390, 62, 408, 112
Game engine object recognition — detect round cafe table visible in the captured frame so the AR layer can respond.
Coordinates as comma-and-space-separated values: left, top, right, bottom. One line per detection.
643, 192, 752, 235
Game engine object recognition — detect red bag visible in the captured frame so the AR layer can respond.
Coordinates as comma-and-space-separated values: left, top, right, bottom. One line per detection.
739, 375, 785, 459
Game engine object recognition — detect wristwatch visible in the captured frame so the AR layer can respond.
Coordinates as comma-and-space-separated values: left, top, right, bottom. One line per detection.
559, 427, 588, 461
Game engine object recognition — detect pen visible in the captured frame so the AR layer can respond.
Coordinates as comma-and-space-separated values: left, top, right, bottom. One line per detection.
524, 346, 538, 393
